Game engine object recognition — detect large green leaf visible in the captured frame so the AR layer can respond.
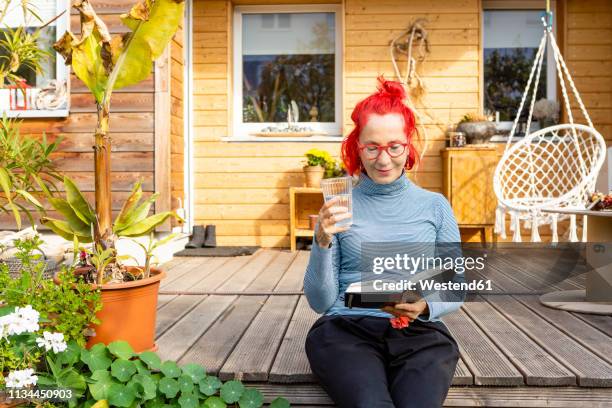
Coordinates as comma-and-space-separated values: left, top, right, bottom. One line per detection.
47, 197, 92, 238
112, 0, 185, 90
40, 217, 93, 243
113, 181, 143, 231
63, 176, 95, 225
53, 0, 113, 103
114, 192, 159, 233
117, 211, 179, 237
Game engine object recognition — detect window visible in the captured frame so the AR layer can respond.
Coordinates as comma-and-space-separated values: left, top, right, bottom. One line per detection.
0, 0, 69, 117
233, 5, 342, 138
483, 2, 556, 127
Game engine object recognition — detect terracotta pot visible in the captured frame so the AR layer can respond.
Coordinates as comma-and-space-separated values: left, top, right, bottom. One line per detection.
54, 266, 166, 353
303, 165, 325, 187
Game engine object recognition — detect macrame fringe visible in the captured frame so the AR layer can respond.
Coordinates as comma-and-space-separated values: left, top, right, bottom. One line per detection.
551, 213, 559, 243
581, 215, 588, 242
494, 206, 508, 240
569, 214, 578, 242
512, 211, 522, 242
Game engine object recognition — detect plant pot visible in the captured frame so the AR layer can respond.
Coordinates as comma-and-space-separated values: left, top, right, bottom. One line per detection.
303, 165, 325, 187
54, 266, 166, 353
456, 121, 497, 144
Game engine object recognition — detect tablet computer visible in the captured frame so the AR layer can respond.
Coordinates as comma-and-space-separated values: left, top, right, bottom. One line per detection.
344, 281, 423, 309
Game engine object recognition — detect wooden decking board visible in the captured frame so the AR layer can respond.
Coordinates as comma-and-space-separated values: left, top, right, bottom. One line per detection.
514, 295, 612, 365
452, 358, 474, 386
274, 250, 309, 292
247, 251, 299, 292
269, 296, 321, 383
219, 295, 300, 382
252, 384, 612, 407
496, 251, 582, 292
215, 250, 279, 292
485, 295, 612, 387
492, 254, 559, 292
189, 254, 253, 292
157, 295, 237, 362
572, 313, 612, 338
160, 257, 207, 290
476, 256, 533, 294
443, 308, 523, 385
157, 294, 177, 310
162, 257, 229, 292
178, 295, 267, 374
462, 298, 576, 386
155, 294, 205, 337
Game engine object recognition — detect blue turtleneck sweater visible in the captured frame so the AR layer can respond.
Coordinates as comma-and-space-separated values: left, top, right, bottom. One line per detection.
303, 171, 463, 322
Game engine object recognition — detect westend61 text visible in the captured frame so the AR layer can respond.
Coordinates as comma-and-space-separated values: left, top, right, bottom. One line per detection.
372, 279, 493, 292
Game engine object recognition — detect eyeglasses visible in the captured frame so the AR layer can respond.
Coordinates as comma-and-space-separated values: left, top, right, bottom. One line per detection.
357, 142, 409, 160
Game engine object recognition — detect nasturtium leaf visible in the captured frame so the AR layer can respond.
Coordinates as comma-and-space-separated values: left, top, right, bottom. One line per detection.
108, 382, 137, 407
108, 341, 135, 360
88, 370, 116, 401
56, 340, 81, 366
81, 344, 112, 372
181, 363, 206, 383
220, 380, 244, 404
160, 361, 181, 378
203, 396, 227, 408
58, 369, 87, 396
111, 359, 137, 382
129, 373, 157, 400
178, 392, 199, 408
198, 376, 222, 396
238, 388, 263, 408
269, 397, 291, 408
158, 377, 180, 399
133, 359, 151, 375
177, 374, 194, 393
139, 351, 162, 370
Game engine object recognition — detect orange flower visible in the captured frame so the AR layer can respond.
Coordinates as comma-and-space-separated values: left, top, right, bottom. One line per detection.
390, 316, 410, 329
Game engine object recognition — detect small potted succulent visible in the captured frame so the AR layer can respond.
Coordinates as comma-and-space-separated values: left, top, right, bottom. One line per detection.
303, 148, 333, 187
456, 112, 497, 144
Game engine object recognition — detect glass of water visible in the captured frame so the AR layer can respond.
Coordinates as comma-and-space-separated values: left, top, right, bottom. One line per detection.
320, 177, 353, 227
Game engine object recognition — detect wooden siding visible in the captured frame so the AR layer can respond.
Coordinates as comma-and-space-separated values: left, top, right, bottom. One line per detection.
191, 0, 611, 247
170, 17, 186, 227
1, 0, 181, 230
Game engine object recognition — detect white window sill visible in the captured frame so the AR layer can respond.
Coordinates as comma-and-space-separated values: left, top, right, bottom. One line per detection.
3, 109, 69, 118
222, 135, 344, 142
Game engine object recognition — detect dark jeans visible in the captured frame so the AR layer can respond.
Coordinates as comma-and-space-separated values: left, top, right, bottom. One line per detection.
305, 315, 459, 408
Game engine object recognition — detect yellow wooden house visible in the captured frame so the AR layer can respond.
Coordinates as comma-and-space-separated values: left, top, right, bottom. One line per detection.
2, 0, 610, 248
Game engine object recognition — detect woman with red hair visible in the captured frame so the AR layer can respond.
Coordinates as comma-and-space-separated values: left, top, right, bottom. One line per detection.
303, 77, 464, 407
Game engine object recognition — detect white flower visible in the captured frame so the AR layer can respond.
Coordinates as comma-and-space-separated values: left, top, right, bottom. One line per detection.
8, 305, 40, 335
4, 368, 38, 388
36, 331, 67, 353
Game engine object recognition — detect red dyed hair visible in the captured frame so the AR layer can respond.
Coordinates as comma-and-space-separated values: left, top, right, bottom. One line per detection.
341, 76, 419, 176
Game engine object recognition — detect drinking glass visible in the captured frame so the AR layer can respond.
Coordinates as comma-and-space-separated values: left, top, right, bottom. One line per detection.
320, 177, 353, 227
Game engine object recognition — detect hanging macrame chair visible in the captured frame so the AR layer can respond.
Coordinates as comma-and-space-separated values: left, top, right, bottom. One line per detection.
493, 11, 607, 243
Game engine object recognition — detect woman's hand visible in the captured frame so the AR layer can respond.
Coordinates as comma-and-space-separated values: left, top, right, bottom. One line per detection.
381, 299, 429, 322
315, 196, 352, 248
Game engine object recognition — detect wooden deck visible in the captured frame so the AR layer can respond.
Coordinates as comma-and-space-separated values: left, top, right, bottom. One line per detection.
156, 249, 612, 407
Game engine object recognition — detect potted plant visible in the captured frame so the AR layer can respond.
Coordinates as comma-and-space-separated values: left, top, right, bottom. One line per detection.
456, 112, 497, 144
43, 178, 182, 352
532, 98, 560, 129
42, 0, 185, 352
303, 148, 333, 187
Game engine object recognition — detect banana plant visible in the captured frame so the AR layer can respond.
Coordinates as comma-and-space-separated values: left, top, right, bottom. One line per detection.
52, 0, 185, 246
41, 177, 183, 283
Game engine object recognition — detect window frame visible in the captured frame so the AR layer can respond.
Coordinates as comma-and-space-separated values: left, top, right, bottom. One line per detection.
481, 0, 557, 121
232, 4, 343, 140
1, 0, 70, 118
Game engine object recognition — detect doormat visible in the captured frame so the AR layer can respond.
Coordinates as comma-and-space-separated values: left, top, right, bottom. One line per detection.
174, 246, 260, 257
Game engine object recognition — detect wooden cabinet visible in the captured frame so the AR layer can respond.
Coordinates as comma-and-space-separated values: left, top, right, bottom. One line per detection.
289, 187, 324, 251
442, 146, 498, 243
